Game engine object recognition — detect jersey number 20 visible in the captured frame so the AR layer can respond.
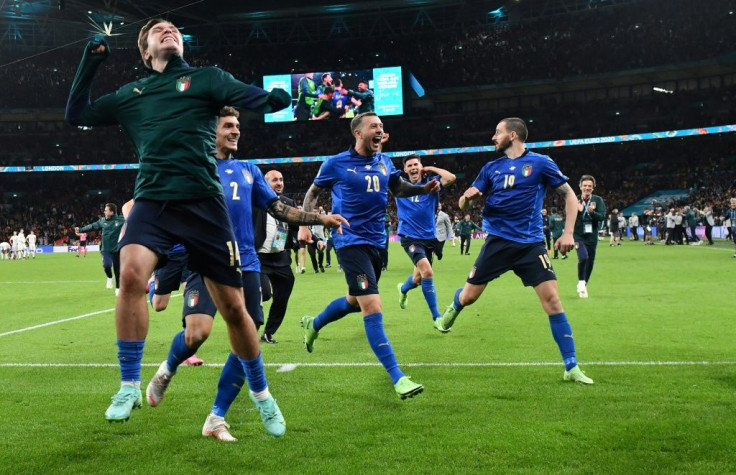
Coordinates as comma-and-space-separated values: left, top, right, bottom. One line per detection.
365, 175, 380, 192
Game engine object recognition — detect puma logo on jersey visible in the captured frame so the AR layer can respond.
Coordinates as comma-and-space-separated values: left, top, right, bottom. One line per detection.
347, 168, 357, 174
133, 87, 144, 95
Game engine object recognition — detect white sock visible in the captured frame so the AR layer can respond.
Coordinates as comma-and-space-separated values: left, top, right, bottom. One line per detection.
250, 388, 271, 401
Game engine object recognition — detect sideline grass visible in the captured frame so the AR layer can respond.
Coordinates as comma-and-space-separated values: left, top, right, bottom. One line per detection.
0, 239, 734, 473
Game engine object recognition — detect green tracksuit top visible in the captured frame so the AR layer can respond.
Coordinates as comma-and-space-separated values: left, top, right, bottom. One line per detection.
456, 220, 481, 236
549, 213, 565, 239
573, 194, 606, 246
66, 44, 289, 201
79, 215, 126, 252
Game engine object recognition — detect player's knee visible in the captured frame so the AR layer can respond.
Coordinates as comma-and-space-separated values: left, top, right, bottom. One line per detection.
152, 301, 167, 312
119, 266, 146, 292
185, 328, 210, 348
462, 292, 479, 306
542, 294, 563, 313
218, 300, 247, 326
361, 299, 382, 315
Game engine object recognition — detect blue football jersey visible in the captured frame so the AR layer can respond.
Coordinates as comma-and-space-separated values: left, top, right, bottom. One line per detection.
395, 176, 441, 240
217, 159, 278, 271
332, 90, 346, 111
471, 150, 568, 243
314, 148, 400, 249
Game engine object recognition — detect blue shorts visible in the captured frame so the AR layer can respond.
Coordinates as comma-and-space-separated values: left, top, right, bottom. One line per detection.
336, 245, 382, 296
181, 271, 263, 327
118, 197, 242, 287
400, 236, 441, 266
467, 236, 556, 287
154, 250, 190, 295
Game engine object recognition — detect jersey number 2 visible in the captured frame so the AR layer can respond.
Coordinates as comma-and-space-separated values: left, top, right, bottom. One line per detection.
230, 182, 240, 200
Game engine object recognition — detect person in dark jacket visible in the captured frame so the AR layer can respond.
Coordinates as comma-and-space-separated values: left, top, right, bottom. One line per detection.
254, 170, 300, 343
76, 203, 125, 294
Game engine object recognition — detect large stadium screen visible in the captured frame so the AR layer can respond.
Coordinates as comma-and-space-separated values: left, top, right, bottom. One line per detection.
263, 66, 403, 123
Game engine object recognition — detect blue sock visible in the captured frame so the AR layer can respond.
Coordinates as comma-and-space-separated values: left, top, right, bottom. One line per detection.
239, 351, 267, 394
364, 313, 404, 384
117, 339, 145, 382
313, 297, 360, 332
452, 288, 465, 312
166, 331, 196, 373
421, 277, 441, 319
400, 275, 418, 294
148, 283, 155, 306
212, 353, 246, 417
549, 312, 578, 371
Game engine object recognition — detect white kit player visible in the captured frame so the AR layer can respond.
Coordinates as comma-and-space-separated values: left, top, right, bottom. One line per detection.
0, 241, 10, 260
17, 229, 27, 259
10, 231, 18, 259
27, 230, 37, 258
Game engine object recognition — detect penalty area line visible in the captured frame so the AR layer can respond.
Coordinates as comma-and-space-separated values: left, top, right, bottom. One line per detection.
0, 293, 182, 338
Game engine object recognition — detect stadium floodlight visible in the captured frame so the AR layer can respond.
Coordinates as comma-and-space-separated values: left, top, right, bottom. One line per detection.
653, 87, 674, 94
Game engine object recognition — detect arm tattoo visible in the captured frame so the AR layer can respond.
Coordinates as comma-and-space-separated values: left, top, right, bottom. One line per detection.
390, 179, 424, 198
268, 199, 323, 226
554, 182, 574, 198
303, 184, 324, 212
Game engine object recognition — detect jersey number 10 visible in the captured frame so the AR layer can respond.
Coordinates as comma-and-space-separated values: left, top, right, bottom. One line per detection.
503, 174, 515, 189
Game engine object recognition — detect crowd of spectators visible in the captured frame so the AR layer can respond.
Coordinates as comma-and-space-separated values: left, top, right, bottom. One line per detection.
2, 0, 733, 109
1, 0, 734, 244
2, 134, 733, 245
3, 81, 735, 167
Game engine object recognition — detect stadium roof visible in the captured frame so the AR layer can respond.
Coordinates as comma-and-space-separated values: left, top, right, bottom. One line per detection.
8, 0, 626, 48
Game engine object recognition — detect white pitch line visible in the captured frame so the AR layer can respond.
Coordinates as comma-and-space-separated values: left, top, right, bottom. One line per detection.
0, 308, 115, 338
0, 361, 734, 368
0, 280, 101, 284
0, 293, 182, 338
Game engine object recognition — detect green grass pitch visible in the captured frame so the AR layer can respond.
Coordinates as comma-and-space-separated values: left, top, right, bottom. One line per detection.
0, 239, 734, 473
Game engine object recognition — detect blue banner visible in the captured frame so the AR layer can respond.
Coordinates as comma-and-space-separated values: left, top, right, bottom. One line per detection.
2, 124, 734, 172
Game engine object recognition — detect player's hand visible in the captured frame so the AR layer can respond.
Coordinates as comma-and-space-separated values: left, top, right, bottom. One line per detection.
74, 227, 80, 233
380, 132, 390, 145
463, 186, 482, 201
423, 180, 440, 194
554, 233, 575, 253
320, 213, 349, 233
297, 226, 313, 244
577, 200, 585, 212
87, 36, 110, 58
318, 94, 330, 100
421, 166, 438, 177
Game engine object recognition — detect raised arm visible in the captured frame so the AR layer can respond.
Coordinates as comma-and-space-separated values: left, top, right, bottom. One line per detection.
423, 166, 456, 187
77, 218, 102, 233
268, 199, 347, 229
213, 69, 291, 115
459, 186, 482, 211
553, 182, 577, 252
65, 38, 118, 127
389, 178, 440, 198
